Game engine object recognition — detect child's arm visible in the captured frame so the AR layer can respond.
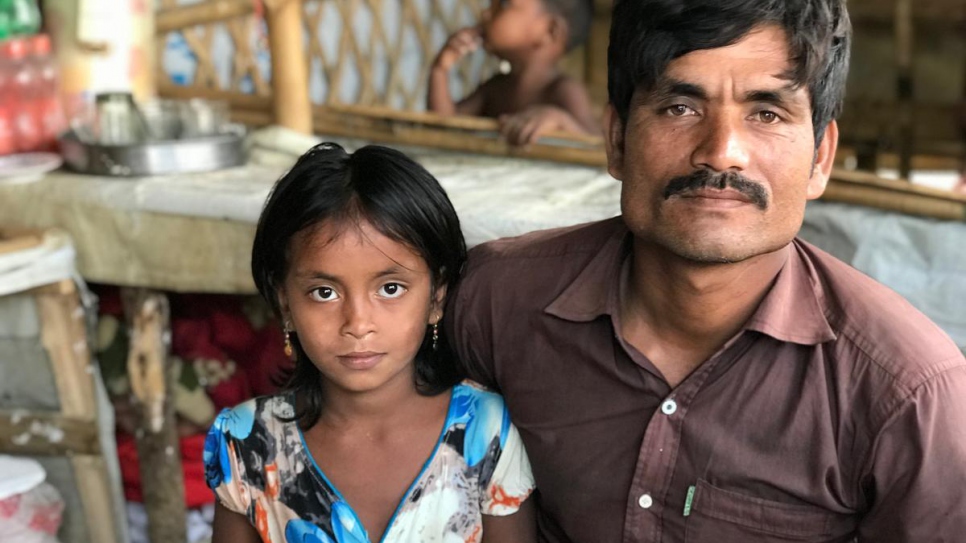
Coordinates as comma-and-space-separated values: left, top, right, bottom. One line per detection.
481, 496, 538, 543
499, 76, 599, 146
428, 27, 487, 116
211, 502, 260, 543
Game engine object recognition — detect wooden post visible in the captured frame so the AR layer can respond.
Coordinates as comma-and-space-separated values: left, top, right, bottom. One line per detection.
585, 0, 612, 109
895, 0, 914, 180
266, 0, 312, 134
960, 50, 966, 176
124, 289, 186, 543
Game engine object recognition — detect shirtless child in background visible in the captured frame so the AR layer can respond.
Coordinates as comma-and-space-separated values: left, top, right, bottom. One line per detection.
427, 0, 598, 146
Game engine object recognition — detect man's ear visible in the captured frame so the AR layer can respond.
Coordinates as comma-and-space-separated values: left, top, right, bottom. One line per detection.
603, 104, 626, 181
806, 120, 839, 200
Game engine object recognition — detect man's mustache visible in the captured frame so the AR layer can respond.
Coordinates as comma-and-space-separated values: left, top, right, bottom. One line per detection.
663, 170, 769, 210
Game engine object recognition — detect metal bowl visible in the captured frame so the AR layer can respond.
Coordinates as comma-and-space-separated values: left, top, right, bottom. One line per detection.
59, 124, 247, 177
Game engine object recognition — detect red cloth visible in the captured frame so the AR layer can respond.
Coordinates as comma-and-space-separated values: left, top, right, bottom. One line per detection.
95, 287, 294, 506
116, 433, 214, 507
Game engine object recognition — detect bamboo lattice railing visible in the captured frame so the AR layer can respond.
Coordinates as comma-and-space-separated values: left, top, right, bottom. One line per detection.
154, 0, 966, 222
157, 0, 493, 109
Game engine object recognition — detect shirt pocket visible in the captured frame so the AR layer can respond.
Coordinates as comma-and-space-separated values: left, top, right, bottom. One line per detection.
684, 479, 855, 542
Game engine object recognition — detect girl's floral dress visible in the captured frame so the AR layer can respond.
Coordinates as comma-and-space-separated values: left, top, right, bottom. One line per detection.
204, 381, 535, 543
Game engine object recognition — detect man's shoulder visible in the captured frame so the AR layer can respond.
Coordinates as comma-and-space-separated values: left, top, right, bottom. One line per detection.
466, 217, 623, 272
800, 240, 965, 394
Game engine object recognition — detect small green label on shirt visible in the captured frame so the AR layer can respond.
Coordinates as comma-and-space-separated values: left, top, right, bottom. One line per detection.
683, 485, 696, 517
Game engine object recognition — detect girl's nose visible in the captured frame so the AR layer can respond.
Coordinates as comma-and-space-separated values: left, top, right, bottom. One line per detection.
341, 296, 375, 339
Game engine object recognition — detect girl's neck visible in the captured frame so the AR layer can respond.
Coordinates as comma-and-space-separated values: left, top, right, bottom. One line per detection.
316, 370, 435, 431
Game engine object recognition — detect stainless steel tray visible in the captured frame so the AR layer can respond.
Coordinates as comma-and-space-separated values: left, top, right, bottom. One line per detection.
59, 125, 247, 177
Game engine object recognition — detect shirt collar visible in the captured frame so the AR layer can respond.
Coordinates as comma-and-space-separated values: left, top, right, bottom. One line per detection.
545, 223, 836, 345
544, 219, 628, 323
744, 240, 837, 345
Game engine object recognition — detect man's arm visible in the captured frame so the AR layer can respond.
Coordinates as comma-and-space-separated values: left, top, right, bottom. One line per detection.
443, 250, 498, 388
858, 364, 966, 541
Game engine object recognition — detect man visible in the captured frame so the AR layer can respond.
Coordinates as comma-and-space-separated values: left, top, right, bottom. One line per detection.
445, 0, 966, 541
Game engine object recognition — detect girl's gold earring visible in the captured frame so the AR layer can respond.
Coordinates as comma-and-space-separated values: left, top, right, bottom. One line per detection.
432, 318, 439, 352
283, 325, 294, 358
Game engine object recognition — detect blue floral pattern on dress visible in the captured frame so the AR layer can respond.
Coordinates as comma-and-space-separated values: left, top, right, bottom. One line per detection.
204, 381, 534, 543
285, 518, 336, 543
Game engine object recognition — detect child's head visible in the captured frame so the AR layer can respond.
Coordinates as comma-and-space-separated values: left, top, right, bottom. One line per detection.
481, 0, 592, 58
252, 143, 466, 425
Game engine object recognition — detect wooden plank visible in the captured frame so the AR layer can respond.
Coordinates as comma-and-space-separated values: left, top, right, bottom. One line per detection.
0, 410, 99, 456
36, 280, 96, 419
0, 232, 43, 255
894, 0, 915, 180
326, 102, 605, 146
123, 289, 186, 543
157, 81, 273, 110
849, 0, 966, 24
312, 108, 609, 167
155, 0, 255, 34
71, 455, 124, 543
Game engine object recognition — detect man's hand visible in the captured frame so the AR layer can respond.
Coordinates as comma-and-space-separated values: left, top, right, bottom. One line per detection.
498, 106, 570, 146
433, 27, 482, 72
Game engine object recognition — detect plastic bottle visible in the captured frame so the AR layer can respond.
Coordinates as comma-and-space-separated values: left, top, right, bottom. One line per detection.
3, 38, 42, 153
28, 34, 64, 151
0, 0, 13, 41
8, 0, 40, 37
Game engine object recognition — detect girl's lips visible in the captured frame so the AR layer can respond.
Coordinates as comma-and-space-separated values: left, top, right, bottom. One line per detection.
338, 352, 385, 370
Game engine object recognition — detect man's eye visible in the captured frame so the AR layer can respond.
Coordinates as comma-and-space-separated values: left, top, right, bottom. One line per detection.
665, 104, 694, 117
757, 111, 780, 124
310, 287, 338, 301
378, 283, 407, 299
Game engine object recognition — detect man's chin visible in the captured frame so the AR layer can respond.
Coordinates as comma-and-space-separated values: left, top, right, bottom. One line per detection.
659, 236, 785, 265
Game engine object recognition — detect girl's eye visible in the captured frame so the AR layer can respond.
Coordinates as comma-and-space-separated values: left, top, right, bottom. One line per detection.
310, 287, 338, 302
378, 283, 407, 299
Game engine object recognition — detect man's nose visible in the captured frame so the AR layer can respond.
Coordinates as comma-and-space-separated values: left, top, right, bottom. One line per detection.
690, 112, 751, 173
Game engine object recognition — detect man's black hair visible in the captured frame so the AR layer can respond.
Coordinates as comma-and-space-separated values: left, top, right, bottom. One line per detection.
607, 0, 851, 143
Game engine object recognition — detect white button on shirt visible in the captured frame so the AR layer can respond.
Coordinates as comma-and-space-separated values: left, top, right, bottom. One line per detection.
638, 493, 653, 509
661, 399, 677, 415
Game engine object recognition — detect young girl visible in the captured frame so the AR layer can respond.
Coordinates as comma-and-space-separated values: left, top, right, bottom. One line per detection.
204, 143, 536, 543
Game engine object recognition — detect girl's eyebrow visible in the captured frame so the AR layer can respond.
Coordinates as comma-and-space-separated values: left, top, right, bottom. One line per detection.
294, 265, 414, 282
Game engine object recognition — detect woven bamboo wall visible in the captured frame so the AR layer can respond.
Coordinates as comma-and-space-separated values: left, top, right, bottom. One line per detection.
158, 0, 495, 110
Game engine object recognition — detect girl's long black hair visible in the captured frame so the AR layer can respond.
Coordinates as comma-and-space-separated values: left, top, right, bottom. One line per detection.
251, 142, 467, 429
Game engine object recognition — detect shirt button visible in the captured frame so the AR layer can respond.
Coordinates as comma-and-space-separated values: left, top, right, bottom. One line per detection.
661, 399, 678, 416
638, 493, 653, 509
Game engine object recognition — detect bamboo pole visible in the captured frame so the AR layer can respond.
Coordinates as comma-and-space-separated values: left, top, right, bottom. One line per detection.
266, 0, 312, 133
124, 289, 186, 543
158, 81, 273, 109
155, 0, 255, 34
326, 102, 605, 146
